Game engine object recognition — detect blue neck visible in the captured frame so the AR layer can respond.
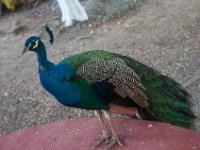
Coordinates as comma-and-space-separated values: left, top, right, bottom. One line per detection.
36, 44, 52, 69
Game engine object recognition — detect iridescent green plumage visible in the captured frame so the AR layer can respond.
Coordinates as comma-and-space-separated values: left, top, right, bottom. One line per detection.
60, 50, 195, 128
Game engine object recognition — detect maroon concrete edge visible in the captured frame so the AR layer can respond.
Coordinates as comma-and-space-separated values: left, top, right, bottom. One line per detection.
0, 118, 199, 150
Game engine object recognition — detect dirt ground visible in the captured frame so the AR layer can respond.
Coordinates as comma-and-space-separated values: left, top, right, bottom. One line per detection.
0, 0, 200, 135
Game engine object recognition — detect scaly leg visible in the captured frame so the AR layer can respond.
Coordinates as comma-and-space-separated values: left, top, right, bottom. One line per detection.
102, 110, 124, 150
93, 110, 112, 148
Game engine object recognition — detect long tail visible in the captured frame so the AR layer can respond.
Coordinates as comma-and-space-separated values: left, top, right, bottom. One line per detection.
117, 54, 195, 128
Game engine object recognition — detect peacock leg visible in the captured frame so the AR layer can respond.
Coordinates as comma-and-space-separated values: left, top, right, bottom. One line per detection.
102, 110, 124, 150
93, 110, 112, 148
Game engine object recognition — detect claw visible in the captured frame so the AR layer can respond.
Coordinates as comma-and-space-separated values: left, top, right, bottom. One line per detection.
93, 110, 124, 150
93, 131, 112, 148
105, 135, 124, 150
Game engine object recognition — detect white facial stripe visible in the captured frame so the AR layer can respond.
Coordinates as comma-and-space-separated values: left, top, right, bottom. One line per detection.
33, 40, 39, 49
27, 42, 32, 49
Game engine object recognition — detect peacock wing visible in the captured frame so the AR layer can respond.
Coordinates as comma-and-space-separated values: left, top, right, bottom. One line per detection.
77, 57, 149, 109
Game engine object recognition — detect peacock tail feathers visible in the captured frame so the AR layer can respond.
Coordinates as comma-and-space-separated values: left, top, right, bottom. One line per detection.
115, 53, 195, 128
60, 50, 195, 128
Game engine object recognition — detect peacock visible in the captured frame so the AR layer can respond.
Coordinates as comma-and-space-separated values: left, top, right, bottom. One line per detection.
22, 26, 195, 150
56, 0, 88, 27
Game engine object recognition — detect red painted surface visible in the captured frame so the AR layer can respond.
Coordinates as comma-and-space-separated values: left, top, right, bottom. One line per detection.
0, 118, 200, 150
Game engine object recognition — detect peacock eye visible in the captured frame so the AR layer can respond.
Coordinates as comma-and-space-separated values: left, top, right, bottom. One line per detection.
32, 40, 39, 49
32, 40, 36, 45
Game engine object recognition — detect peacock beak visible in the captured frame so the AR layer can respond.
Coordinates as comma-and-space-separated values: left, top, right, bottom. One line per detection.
22, 47, 28, 55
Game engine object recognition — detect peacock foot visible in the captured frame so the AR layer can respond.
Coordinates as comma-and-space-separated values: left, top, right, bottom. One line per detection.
93, 133, 124, 150
93, 131, 112, 148
105, 135, 124, 150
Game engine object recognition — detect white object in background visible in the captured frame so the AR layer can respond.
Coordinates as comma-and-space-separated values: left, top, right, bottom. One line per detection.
57, 0, 88, 27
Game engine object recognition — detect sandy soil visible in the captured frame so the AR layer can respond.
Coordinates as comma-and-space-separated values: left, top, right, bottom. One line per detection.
0, 0, 199, 135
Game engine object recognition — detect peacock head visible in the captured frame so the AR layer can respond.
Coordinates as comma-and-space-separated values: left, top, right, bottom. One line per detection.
22, 26, 54, 55
22, 36, 44, 54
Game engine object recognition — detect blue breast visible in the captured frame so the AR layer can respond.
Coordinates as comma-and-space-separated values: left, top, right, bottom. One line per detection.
39, 63, 81, 106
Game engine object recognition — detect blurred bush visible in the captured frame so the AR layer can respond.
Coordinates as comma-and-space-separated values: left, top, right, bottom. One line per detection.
0, 0, 22, 10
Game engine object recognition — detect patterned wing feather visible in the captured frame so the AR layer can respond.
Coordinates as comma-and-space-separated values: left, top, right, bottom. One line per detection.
77, 57, 149, 108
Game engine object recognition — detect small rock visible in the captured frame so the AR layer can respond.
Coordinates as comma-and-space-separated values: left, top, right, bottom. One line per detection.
148, 123, 153, 128
4, 92, 9, 96
89, 29, 94, 35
